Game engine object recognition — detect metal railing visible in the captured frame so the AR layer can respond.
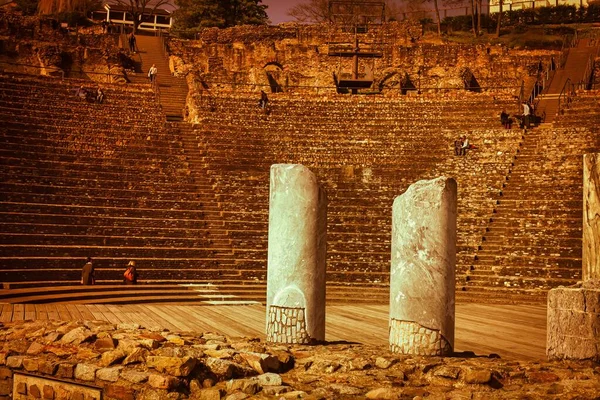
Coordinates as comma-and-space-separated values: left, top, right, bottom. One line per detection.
557, 78, 575, 115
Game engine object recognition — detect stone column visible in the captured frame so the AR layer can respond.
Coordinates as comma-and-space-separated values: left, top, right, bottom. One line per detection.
583, 153, 600, 281
266, 164, 327, 344
547, 154, 600, 361
389, 177, 457, 356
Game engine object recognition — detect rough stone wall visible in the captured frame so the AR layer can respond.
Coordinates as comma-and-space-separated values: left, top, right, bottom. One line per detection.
0, 11, 127, 82
1, 320, 600, 399
169, 23, 558, 96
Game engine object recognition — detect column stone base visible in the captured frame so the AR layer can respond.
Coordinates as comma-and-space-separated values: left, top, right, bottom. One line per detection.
389, 319, 452, 356
266, 305, 311, 344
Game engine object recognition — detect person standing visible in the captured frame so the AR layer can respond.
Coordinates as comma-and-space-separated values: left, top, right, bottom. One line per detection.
522, 102, 531, 129
96, 87, 104, 104
81, 257, 95, 285
128, 32, 136, 52
259, 90, 268, 110
123, 260, 138, 285
148, 64, 157, 83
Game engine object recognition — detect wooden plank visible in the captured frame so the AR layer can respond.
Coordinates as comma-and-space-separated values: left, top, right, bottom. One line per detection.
84, 305, 109, 321
202, 305, 264, 337
55, 304, 71, 321
35, 304, 48, 320
24, 304, 36, 321
45, 304, 60, 321
93, 305, 122, 325
64, 305, 84, 321
169, 305, 231, 334
133, 305, 178, 332
144, 305, 197, 332
12, 304, 25, 321
0, 304, 13, 322
75, 304, 95, 321
105, 305, 130, 324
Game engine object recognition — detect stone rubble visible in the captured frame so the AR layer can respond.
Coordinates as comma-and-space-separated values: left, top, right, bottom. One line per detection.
0, 320, 597, 399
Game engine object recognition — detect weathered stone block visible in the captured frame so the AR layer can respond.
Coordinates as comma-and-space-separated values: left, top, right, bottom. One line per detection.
38, 360, 57, 375
6, 356, 24, 369
29, 384, 41, 398
96, 367, 122, 382
105, 384, 135, 400
0, 367, 12, 380
23, 358, 40, 372
0, 381, 11, 396
547, 287, 600, 361
147, 374, 179, 390
74, 363, 99, 381
55, 363, 74, 379
42, 384, 54, 399
146, 356, 196, 377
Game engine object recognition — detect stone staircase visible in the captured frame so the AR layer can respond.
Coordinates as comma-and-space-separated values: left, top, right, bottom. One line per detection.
535, 38, 599, 123
130, 35, 188, 121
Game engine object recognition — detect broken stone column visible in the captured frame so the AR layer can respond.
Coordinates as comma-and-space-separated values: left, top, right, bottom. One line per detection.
583, 153, 600, 281
389, 177, 457, 356
547, 153, 600, 361
266, 164, 327, 344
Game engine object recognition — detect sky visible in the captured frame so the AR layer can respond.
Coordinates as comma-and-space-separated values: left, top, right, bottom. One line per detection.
262, 0, 304, 25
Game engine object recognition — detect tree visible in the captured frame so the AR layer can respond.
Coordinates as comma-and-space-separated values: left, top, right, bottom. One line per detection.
173, 0, 268, 30
111, 0, 172, 32
495, 0, 502, 37
288, 0, 400, 24
38, 0, 100, 16
287, 0, 329, 23
13, 0, 38, 15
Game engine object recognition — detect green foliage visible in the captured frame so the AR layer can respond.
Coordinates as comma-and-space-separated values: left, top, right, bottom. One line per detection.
14, 0, 38, 15
442, 4, 600, 35
57, 11, 93, 26
173, 0, 268, 30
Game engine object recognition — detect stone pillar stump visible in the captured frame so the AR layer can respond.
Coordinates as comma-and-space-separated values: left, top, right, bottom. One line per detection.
266, 164, 327, 344
547, 285, 600, 361
389, 177, 457, 356
547, 153, 600, 361
584, 153, 600, 281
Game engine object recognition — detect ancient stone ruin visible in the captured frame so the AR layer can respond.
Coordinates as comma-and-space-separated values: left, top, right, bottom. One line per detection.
266, 165, 327, 344
547, 153, 600, 361
389, 177, 457, 356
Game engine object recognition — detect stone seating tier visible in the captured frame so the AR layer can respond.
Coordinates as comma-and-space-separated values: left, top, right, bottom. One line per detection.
3, 74, 588, 301
178, 92, 537, 300
0, 75, 241, 283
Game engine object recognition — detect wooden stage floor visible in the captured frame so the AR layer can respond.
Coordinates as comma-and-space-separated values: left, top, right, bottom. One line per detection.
0, 302, 547, 361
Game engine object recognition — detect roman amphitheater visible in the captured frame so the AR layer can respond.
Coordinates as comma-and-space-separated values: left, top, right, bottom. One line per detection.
0, 9, 599, 400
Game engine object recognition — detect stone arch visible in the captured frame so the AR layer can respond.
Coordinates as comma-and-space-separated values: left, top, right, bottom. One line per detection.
263, 61, 284, 93
461, 68, 481, 93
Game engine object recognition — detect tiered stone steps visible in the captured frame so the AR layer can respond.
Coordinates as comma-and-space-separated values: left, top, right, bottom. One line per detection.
187, 92, 523, 297
0, 74, 236, 282
129, 35, 188, 120
0, 283, 390, 304
460, 120, 600, 302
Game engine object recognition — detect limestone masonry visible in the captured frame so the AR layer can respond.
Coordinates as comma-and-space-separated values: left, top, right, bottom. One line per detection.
0, 320, 598, 399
